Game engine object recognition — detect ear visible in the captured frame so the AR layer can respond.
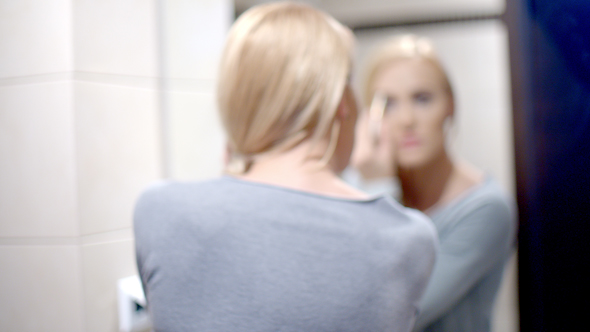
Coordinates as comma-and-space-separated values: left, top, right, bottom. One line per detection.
336, 98, 349, 120
336, 85, 357, 121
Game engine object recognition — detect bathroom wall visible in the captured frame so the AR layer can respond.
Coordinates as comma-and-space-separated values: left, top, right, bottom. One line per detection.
0, 1, 231, 331
160, 0, 230, 180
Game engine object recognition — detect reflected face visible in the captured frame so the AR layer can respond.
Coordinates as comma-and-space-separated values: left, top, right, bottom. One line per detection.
373, 58, 453, 169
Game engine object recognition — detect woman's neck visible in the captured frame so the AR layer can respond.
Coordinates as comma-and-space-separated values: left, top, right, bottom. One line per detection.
398, 154, 485, 213
237, 139, 368, 200
398, 152, 454, 212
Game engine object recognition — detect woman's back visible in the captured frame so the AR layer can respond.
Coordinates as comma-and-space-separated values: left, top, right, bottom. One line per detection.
135, 177, 437, 332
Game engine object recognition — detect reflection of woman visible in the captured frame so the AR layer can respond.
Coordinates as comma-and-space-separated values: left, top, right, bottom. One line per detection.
134, 5, 437, 332
353, 35, 516, 332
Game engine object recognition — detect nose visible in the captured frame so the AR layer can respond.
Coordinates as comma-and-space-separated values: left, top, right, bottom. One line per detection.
396, 103, 416, 128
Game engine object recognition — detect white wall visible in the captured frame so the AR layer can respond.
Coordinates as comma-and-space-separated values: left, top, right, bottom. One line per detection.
0, 1, 231, 331
161, 0, 231, 181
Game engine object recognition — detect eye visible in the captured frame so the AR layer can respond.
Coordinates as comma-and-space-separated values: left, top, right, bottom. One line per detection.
385, 97, 397, 111
414, 92, 433, 104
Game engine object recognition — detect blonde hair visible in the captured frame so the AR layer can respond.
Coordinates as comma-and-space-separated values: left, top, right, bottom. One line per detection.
362, 34, 453, 108
217, 1, 354, 173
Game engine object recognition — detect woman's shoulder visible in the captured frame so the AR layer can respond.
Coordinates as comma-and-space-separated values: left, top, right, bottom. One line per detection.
402, 206, 439, 253
133, 178, 239, 225
436, 176, 511, 216
434, 177, 517, 241
136, 178, 228, 206
370, 197, 439, 255
133, 177, 248, 244
382, 203, 438, 282
464, 178, 514, 213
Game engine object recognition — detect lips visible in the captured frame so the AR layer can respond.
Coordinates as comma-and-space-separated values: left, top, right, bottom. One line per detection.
400, 136, 421, 148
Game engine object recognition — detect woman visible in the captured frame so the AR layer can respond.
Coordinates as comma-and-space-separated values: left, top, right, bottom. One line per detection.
353, 35, 516, 332
134, 4, 437, 332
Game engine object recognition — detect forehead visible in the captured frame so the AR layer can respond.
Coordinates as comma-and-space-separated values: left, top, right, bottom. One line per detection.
373, 58, 446, 92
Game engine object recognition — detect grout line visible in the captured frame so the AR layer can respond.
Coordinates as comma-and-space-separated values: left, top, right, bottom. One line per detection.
0, 237, 79, 246
0, 228, 134, 246
80, 237, 135, 247
0, 71, 215, 93
79, 226, 132, 238
0, 72, 72, 87
79, 227, 134, 246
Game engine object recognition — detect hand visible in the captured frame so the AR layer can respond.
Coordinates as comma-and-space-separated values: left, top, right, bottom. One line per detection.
350, 109, 396, 179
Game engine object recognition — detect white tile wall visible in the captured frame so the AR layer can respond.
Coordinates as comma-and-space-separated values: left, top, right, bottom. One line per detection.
0, 245, 84, 332
0, 82, 78, 237
168, 90, 225, 180
0, 0, 72, 78
1, 0, 232, 331
163, 0, 232, 80
81, 239, 136, 332
73, 0, 158, 76
161, 0, 232, 180
75, 81, 161, 235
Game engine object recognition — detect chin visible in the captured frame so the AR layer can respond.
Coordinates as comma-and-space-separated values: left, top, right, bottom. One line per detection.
396, 154, 431, 170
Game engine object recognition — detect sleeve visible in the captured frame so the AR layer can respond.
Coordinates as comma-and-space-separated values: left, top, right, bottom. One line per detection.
412, 197, 514, 331
133, 187, 155, 303
133, 181, 169, 304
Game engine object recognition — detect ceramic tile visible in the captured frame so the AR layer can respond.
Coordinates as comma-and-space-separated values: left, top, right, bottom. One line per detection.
81, 239, 137, 332
163, 0, 232, 80
168, 90, 225, 180
73, 0, 157, 76
0, 0, 72, 78
75, 82, 161, 235
0, 245, 83, 332
0, 82, 78, 237
80, 228, 134, 246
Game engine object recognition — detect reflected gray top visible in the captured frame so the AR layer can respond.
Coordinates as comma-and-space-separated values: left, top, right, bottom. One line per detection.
413, 177, 517, 332
134, 176, 438, 332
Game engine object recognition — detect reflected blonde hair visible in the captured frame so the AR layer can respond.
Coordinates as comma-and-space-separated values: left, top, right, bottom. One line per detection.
217, 1, 354, 173
362, 34, 453, 107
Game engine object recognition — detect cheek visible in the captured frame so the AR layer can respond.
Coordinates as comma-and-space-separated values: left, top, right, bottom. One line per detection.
423, 114, 448, 148
380, 116, 398, 144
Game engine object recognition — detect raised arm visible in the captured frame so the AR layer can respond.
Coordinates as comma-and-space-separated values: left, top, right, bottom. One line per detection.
413, 197, 514, 330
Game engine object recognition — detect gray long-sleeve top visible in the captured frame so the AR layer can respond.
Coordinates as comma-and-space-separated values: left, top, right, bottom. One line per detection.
413, 178, 517, 332
134, 177, 438, 332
